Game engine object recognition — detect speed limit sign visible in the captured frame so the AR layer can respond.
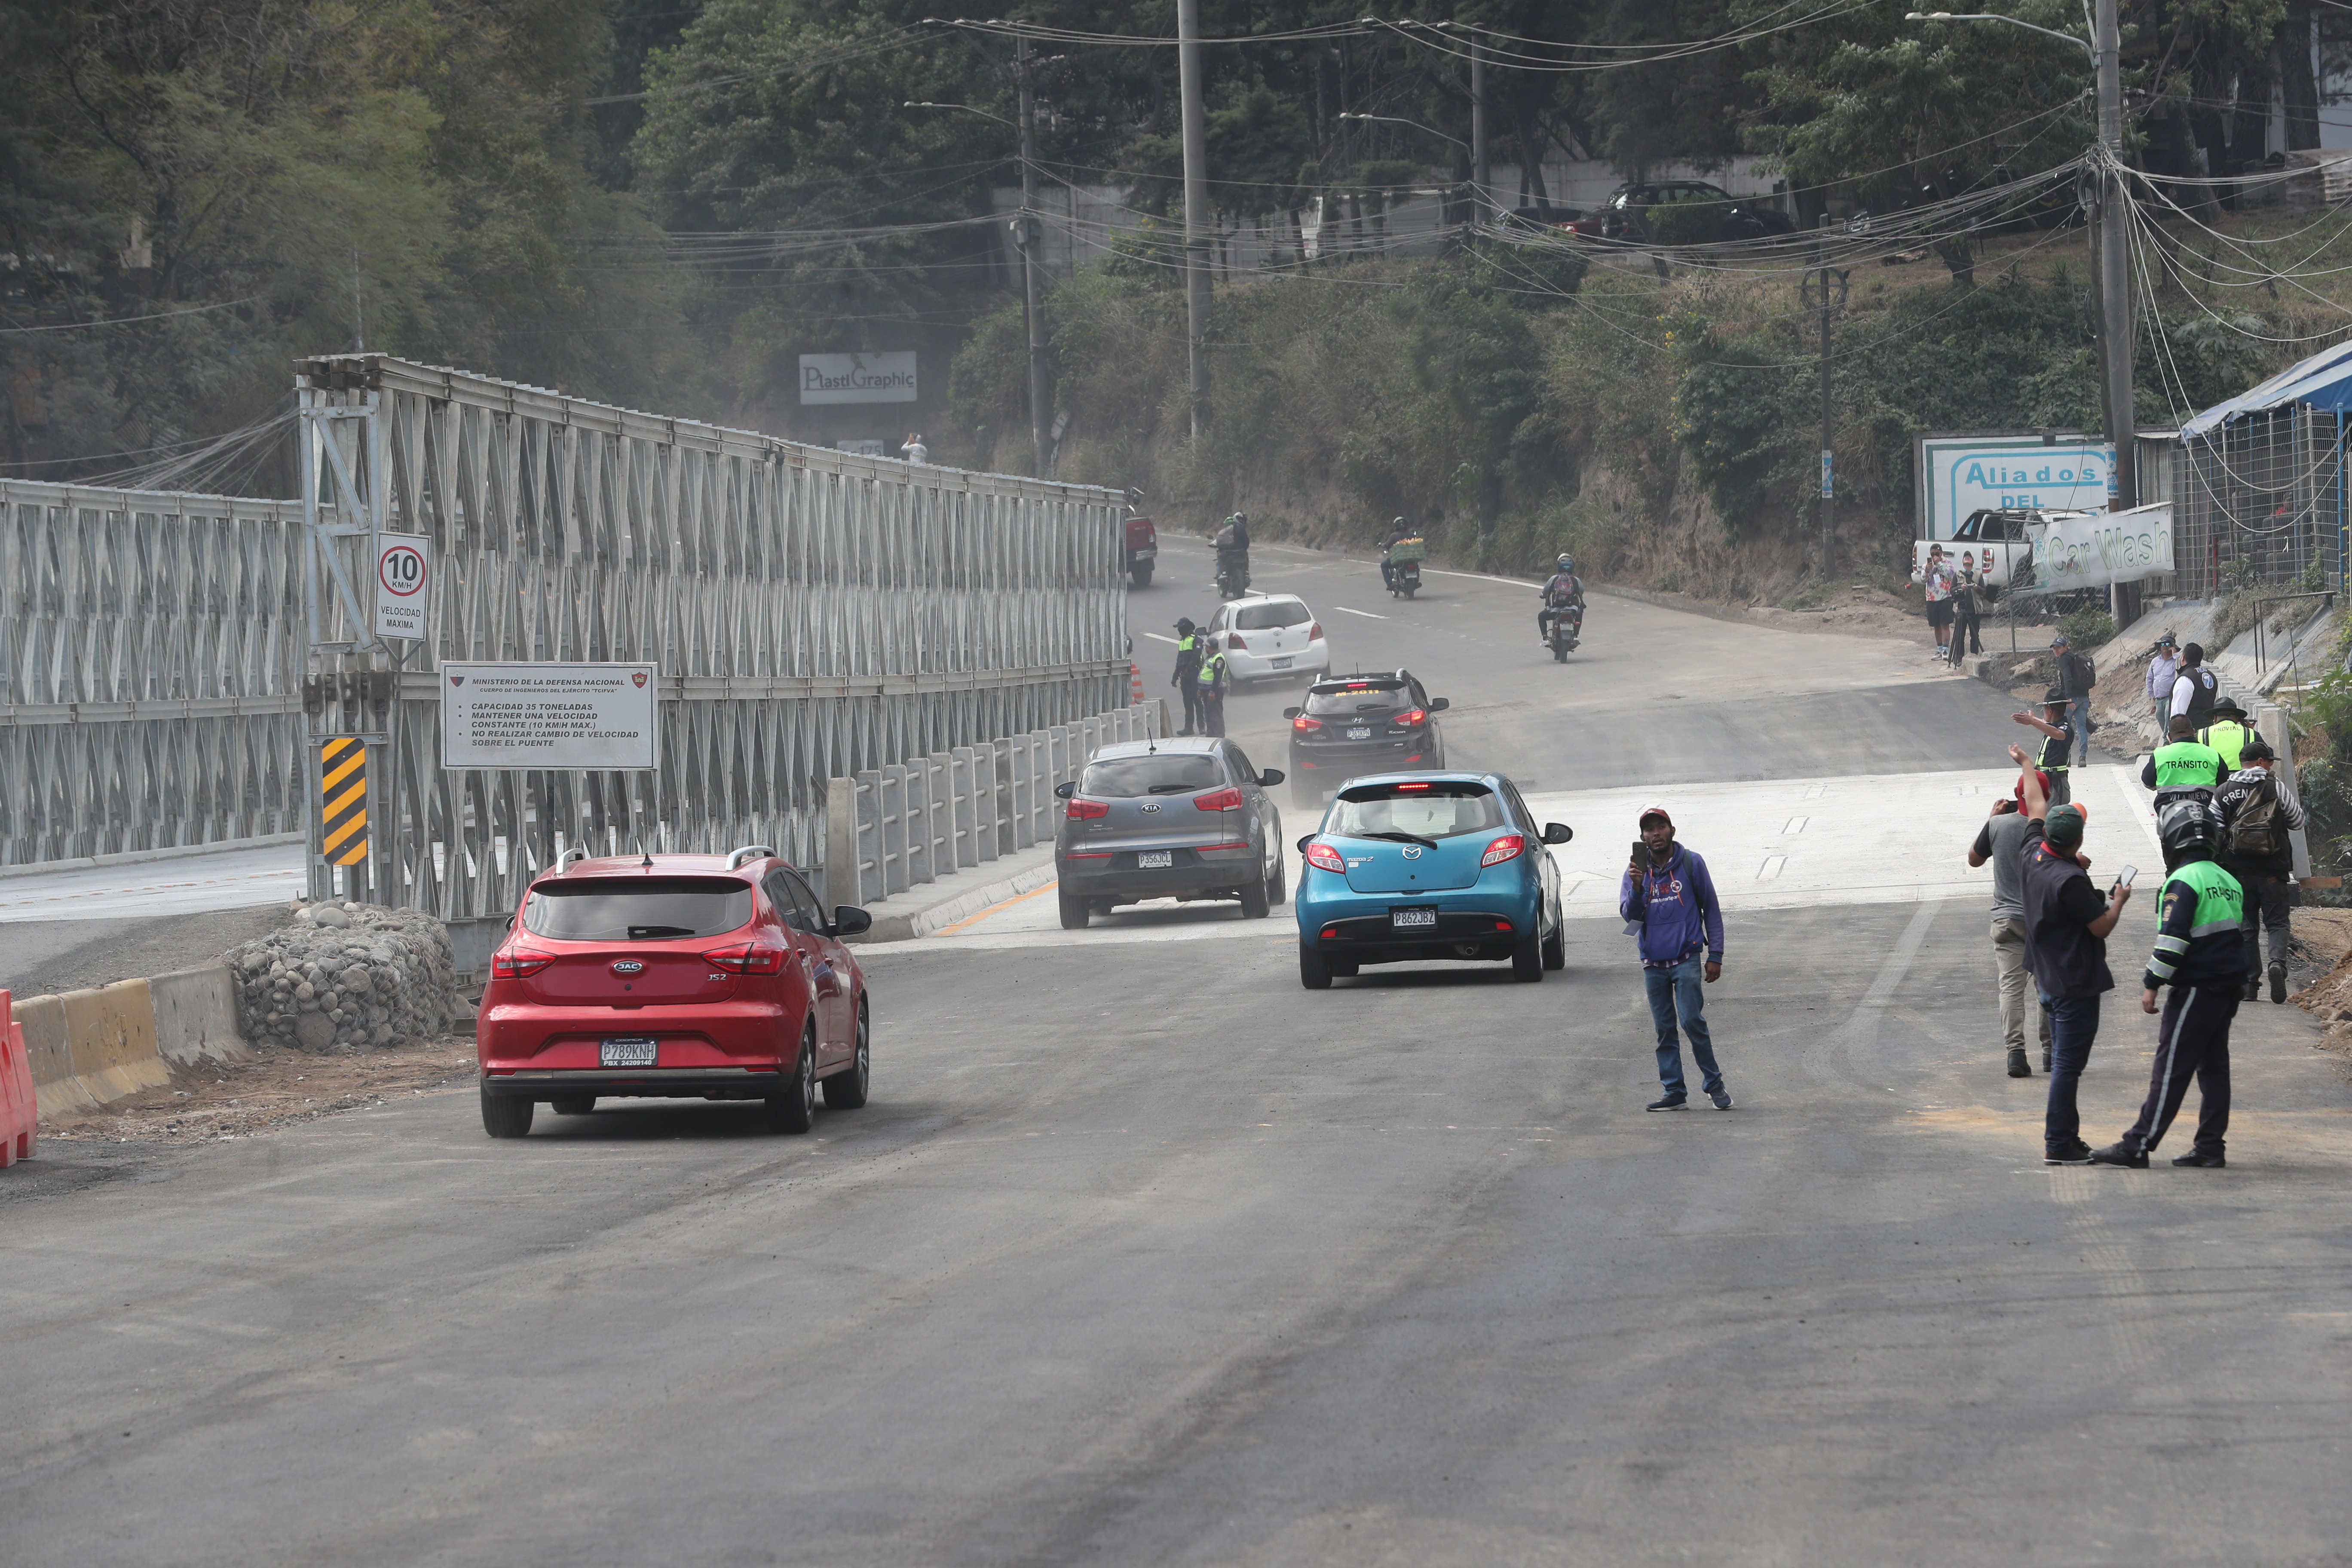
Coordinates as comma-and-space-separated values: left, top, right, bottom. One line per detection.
374, 532, 431, 641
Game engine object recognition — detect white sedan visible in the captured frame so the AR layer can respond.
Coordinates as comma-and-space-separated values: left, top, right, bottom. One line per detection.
1204, 594, 1331, 684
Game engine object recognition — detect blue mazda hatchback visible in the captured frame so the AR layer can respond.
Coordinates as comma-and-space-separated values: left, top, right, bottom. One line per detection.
1292, 772, 1572, 988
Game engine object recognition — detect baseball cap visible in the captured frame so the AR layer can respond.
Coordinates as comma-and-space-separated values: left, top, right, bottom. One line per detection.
1638, 805, 1673, 828
2242, 738, 2275, 761
2045, 805, 2087, 850
2050, 633, 2069, 647
2013, 770, 2051, 802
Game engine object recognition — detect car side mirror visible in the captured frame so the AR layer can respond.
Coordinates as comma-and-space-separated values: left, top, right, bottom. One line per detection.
1542, 822, 1573, 845
1053, 781, 1077, 799
1429, 697, 1449, 711
830, 906, 873, 939
1296, 834, 1314, 853
504, 914, 515, 930
1259, 769, 1285, 787
1281, 707, 1302, 720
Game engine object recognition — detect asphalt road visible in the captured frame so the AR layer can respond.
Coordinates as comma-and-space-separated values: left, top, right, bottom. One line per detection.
6, 539, 2347, 1566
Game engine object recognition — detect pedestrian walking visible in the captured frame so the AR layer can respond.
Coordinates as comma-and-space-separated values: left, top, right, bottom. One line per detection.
2142, 713, 2226, 813
1967, 769, 2056, 1077
2011, 746, 2133, 1164
1618, 806, 1730, 1112
2215, 737, 2304, 1005
2146, 633, 2178, 735
1922, 545, 1957, 660
2199, 696, 2254, 772
1951, 555, 1983, 665
1171, 617, 1204, 735
2053, 631, 2097, 767
2171, 642, 2218, 729
1194, 639, 1229, 738
2012, 688, 2076, 806
2088, 796, 2244, 1169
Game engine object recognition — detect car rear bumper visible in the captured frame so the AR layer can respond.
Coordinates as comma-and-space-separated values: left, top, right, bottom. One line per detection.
481, 1067, 791, 1100
1228, 646, 1329, 681
1058, 846, 1259, 901
1290, 739, 1438, 780
1295, 875, 1543, 963
477, 999, 793, 1079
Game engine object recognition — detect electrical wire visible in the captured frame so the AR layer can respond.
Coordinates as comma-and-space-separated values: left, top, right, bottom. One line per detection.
0, 295, 261, 336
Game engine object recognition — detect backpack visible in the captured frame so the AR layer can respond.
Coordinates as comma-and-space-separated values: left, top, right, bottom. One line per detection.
2230, 777, 2284, 860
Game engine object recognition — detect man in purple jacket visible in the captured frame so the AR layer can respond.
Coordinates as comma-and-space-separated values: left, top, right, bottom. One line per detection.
1620, 805, 1731, 1111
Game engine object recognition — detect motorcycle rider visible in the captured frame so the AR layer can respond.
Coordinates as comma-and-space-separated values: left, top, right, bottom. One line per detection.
1537, 554, 1586, 647
1381, 517, 1412, 591
1214, 511, 1251, 597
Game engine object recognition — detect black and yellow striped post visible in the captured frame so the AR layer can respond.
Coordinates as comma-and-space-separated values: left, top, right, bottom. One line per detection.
321, 737, 369, 870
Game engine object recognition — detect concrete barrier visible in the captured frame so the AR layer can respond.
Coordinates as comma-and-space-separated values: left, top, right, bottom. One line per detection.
149, 964, 251, 1066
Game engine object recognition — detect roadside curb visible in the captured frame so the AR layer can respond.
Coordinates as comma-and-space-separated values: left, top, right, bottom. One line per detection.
1590, 583, 1824, 631
851, 849, 1060, 945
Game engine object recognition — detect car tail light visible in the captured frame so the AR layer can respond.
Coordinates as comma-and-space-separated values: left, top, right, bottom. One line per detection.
1066, 797, 1110, 819
1304, 842, 1346, 873
1396, 708, 1427, 726
1481, 834, 1526, 867
491, 948, 554, 979
1292, 714, 1323, 732
1308, 622, 1323, 640
703, 943, 789, 974
1225, 633, 1249, 650
1194, 786, 1243, 811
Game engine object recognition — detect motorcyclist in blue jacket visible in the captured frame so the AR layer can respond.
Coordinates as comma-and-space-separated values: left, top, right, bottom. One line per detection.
1538, 554, 1585, 646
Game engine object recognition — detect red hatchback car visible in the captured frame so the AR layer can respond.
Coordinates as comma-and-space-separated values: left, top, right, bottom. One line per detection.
477, 847, 873, 1139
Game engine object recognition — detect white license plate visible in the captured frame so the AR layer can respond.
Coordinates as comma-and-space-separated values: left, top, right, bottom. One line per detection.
1391, 906, 1438, 928
1137, 850, 1173, 869
1347, 727, 1372, 740
1271, 656, 1294, 668
600, 1037, 658, 1068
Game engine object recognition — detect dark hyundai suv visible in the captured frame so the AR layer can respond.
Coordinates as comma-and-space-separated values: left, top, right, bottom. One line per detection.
1281, 671, 1449, 811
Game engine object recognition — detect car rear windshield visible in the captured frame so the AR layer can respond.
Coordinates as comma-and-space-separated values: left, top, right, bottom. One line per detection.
1329, 782, 1503, 841
521, 877, 754, 940
1305, 681, 1407, 715
1080, 752, 1226, 797
1235, 599, 1310, 631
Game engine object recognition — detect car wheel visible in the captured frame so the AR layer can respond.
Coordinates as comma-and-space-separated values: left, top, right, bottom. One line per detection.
550, 1095, 595, 1116
1130, 561, 1153, 588
823, 1000, 871, 1110
1239, 871, 1271, 919
1542, 919, 1566, 971
1058, 890, 1090, 929
765, 1022, 818, 1134
1299, 943, 1333, 989
1511, 934, 1545, 982
481, 1087, 533, 1139
1265, 852, 1287, 909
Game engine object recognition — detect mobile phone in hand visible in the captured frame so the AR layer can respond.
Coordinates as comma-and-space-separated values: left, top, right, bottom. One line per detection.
2116, 864, 2138, 889
1630, 839, 1651, 867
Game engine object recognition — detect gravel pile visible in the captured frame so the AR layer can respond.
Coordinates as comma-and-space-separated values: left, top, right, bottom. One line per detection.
226, 903, 462, 1052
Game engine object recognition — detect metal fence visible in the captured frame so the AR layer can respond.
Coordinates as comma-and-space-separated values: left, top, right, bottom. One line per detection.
3, 356, 1136, 918
2176, 406, 2348, 597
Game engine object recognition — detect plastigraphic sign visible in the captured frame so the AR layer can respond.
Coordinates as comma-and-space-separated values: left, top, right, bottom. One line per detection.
799, 352, 917, 404
2036, 503, 2173, 590
441, 662, 659, 771
1915, 432, 2110, 539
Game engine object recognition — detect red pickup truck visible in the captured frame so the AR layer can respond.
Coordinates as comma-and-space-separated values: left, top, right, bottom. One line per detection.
1124, 513, 1158, 588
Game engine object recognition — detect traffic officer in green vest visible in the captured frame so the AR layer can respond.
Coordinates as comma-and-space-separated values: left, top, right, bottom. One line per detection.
2199, 696, 2254, 772
2141, 712, 2226, 812
1195, 637, 1231, 738
1171, 617, 1205, 735
2010, 687, 2077, 806
2089, 796, 2245, 1169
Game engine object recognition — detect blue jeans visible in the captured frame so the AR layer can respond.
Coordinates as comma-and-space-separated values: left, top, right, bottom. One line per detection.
2040, 989, 2104, 1152
1645, 954, 1723, 1099
2069, 696, 2092, 766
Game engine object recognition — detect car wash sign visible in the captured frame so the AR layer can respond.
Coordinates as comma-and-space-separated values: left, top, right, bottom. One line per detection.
799, 352, 917, 404
2036, 502, 2173, 590
1915, 433, 2110, 539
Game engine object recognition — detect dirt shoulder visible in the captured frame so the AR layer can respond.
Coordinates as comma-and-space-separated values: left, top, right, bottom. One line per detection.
41, 1033, 479, 1145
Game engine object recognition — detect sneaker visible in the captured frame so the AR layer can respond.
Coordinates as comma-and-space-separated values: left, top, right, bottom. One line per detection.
1645, 1093, 1687, 1112
2007, 1047, 2032, 1079
2089, 1142, 2149, 1168
2269, 961, 2288, 1004
1709, 1088, 1734, 1110
2171, 1150, 2227, 1168
2245, 977, 2263, 1002
2043, 1142, 2094, 1164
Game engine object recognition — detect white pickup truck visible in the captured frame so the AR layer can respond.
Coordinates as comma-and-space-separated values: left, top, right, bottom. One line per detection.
1911, 507, 2093, 597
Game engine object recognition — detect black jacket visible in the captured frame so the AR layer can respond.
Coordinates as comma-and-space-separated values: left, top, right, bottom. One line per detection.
2021, 823, 2114, 999
2058, 649, 2097, 700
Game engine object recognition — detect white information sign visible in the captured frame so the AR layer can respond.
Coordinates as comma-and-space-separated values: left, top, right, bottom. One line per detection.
1915, 432, 2110, 539
2035, 502, 2174, 590
799, 352, 917, 404
373, 532, 431, 641
441, 662, 659, 771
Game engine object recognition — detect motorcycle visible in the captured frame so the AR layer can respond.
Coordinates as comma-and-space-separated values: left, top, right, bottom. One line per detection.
1546, 601, 1583, 662
1216, 550, 1251, 600
1385, 535, 1426, 600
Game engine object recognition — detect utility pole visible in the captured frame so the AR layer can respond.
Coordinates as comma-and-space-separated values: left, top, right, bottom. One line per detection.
2093, 0, 2141, 622
1806, 214, 1848, 582
1470, 37, 1489, 227
1016, 36, 1050, 475
1176, 0, 1212, 439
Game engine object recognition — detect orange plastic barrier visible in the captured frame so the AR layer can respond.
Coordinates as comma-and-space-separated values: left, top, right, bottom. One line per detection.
1, 989, 36, 1167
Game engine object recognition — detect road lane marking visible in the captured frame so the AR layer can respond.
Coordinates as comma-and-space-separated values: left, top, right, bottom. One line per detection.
1783, 816, 1808, 834
1334, 606, 1387, 619
936, 879, 1061, 936
1758, 855, 1786, 881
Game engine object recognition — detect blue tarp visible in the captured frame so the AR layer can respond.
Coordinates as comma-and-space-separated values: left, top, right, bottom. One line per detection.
2180, 338, 2352, 439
